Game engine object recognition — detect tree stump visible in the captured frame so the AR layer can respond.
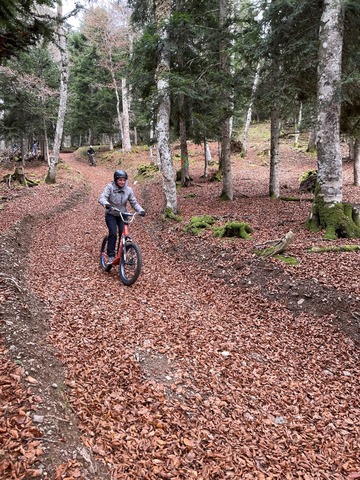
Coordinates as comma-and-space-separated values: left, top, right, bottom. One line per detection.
2, 166, 38, 187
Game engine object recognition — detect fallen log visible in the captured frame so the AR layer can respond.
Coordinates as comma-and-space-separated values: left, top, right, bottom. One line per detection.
254, 230, 295, 257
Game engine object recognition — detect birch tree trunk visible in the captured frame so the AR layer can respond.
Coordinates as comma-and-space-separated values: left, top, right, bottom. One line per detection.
219, 0, 233, 200
316, 0, 343, 205
308, 0, 360, 238
242, 62, 261, 157
203, 138, 211, 178
46, 0, 68, 184
269, 107, 281, 198
121, 77, 131, 151
110, 66, 124, 151
294, 102, 303, 146
354, 138, 360, 187
155, 0, 177, 214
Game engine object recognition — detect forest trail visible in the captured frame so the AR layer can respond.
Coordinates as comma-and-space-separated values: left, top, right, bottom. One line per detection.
1, 151, 359, 479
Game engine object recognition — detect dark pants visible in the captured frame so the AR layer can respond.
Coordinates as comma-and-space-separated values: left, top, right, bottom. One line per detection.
105, 213, 124, 257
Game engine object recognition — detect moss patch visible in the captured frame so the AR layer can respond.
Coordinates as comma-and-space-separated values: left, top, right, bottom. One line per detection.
213, 221, 253, 239
273, 254, 299, 265
185, 215, 215, 235
307, 245, 360, 253
164, 208, 182, 222
137, 163, 159, 177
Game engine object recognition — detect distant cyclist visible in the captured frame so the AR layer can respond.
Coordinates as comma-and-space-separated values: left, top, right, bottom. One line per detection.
98, 170, 145, 264
87, 145, 96, 166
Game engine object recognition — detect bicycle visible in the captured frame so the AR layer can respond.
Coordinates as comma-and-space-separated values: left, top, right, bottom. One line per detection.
100, 209, 142, 286
88, 153, 96, 166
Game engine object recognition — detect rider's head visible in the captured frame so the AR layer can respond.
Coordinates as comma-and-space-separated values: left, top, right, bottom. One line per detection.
90, 145, 93, 149
114, 169, 128, 182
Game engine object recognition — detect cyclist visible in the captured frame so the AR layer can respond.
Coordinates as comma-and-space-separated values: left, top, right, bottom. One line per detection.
87, 145, 95, 165
98, 170, 145, 264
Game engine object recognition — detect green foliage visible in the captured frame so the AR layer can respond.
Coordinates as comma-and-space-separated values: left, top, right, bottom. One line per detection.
0, 45, 59, 144
0, 0, 56, 60
185, 215, 215, 235
213, 221, 253, 239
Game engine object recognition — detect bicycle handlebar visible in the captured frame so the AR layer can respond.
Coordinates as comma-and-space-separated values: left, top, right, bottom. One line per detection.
110, 208, 137, 223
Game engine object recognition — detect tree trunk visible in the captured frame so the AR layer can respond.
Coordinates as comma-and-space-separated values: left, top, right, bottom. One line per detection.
121, 77, 131, 152
308, 0, 360, 238
46, 0, 69, 184
219, 0, 233, 200
294, 102, 303, 147
203, 138, 211, 178
179, 95, 190, 187
354, 138, 360, 187
269, 107, 281, 198
155, 0, 177, 214
307, 127, 317, 153
242, 62, 261, 157
348, 137, 355, 160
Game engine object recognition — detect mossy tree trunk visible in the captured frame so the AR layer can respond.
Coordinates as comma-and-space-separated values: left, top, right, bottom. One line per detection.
219, 0, 233, 201
307, 0, 360, 239
354, 138, 360, 186
307, 187, 360, 239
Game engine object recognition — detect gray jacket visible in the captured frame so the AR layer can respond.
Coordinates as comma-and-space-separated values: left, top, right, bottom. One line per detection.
98, 181, 144, 215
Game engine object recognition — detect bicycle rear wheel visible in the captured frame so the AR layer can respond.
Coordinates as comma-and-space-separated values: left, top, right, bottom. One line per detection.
100, 236, 112, 272
119, 241, 142, 285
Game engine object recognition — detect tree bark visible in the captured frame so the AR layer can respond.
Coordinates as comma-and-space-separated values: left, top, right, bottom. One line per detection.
242, 62, 261, 157
155, 0, 177, 214
294, 102, 303, 147
121, 77, 131, 152
219, 0, 233, 200
354, 138, 360, 187
309, 0, 360, 238
269, 107, 281, 198
179, 94, 190, 187
316, 0, 343, 205
46, 1, 69, 184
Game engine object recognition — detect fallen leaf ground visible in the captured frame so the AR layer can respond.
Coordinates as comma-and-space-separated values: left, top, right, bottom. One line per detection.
0, 128, 359, 479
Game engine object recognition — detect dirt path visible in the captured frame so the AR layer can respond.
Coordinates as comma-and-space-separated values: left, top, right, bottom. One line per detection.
1, 151, 359, 479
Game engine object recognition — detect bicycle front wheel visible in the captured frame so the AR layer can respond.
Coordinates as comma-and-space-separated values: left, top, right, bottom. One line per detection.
100, 236, 112, 272
119, 241, 142, 285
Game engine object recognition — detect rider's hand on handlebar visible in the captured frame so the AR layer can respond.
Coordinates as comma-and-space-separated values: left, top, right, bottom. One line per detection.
139, 210, 145, 217
105, 204, 111, 210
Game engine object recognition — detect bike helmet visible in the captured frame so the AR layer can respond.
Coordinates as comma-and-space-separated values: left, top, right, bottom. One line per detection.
114, 169, 128, 181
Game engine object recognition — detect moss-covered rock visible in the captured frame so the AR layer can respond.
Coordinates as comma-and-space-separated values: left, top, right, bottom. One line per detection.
213, 221, 253, 239
185, 215, 215, 234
